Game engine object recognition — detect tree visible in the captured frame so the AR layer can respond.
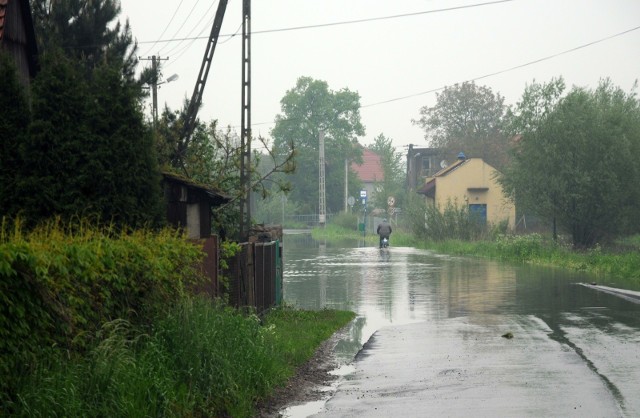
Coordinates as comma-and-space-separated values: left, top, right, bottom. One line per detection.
30, 0, 138, 78
3, 2, 164, 228
154, 103, 296, 237
413, 81, 509, 170
368, 134, 405, 212
0, 53, 30, 217
16, 50, 163, 227
271, 76, 365, 214
500, 79, 640, 247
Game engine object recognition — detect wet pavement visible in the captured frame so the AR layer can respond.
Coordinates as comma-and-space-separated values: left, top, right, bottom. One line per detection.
280, 233, 640, 417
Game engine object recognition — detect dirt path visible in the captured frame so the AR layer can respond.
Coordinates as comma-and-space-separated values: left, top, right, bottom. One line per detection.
253, 328, 351, 417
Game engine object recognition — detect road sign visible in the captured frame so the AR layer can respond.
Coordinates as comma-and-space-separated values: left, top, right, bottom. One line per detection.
360, 190, 367, 198
347, 196, 355, 207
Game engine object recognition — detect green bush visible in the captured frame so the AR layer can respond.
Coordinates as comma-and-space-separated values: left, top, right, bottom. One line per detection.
0, 219, 204, 401
330, 212, 358, 230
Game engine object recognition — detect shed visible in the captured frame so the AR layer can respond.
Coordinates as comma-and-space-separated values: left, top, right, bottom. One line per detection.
162, 172, 230, 239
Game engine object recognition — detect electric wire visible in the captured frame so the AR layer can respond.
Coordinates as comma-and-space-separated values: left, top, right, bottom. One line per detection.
139, 0, 185, 57
155, 0, 205, 56
361, 24, 640, 108
162, 0, 218, 58
240, 24, 640, 130
136, 0, 518, 45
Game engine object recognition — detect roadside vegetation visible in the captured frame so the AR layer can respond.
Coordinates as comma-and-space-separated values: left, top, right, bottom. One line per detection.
1, 220, 354, 417
313, 213, 640, 284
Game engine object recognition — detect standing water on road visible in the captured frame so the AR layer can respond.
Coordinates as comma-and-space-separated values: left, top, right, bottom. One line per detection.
281, 232, 640, 417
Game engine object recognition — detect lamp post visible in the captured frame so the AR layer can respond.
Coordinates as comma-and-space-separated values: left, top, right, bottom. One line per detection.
152, 73, 178, 126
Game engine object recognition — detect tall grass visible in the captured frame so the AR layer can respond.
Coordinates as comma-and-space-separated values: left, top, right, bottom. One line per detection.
9, 298, 355, 417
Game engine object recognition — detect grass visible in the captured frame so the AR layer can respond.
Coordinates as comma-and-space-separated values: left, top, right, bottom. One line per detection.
8, 298, 355, 418
312, 223, 640, 283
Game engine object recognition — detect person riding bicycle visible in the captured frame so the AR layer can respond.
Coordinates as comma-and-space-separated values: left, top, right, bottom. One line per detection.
376, 218, 392, 248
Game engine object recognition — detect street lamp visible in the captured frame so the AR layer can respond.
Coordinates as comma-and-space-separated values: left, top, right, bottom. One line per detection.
152, 73, 179, 125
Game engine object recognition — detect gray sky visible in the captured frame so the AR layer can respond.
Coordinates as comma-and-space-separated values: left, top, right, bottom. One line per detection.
120, 0, 640, 151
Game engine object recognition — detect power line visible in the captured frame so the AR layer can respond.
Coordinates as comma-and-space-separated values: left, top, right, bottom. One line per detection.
161, 2, 215, 54
140, 0, 185, 56
136, 0, 518, 45
361, 24, 640, 108
155, 0, 205, 55
242, 24, 640, 128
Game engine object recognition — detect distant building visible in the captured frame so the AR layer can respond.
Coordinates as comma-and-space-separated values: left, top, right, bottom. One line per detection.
406, 144, 450, 191
0, 0, 38, 86
351, 148, 384, 202
416, 153, 515, 229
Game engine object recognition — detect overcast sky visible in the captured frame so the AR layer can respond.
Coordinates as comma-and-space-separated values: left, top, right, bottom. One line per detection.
119, 0, 640, 152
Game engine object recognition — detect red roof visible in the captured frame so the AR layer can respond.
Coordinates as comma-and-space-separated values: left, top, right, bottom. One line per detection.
0, 0, 8, 41
351, 148, 384, 183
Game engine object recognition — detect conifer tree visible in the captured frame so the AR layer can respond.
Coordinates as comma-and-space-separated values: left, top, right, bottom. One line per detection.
0, 53, 30, 217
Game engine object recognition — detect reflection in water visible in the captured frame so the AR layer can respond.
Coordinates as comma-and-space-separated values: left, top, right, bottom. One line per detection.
283, 232, 640, 361
282, 232, 640, 417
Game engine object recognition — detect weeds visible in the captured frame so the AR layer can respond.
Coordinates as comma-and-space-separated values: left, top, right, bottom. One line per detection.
10, 299, 354, 418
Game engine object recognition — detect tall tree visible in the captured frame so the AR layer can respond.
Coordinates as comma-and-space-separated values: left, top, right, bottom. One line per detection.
17, 50, 163, 227
30, 0, 137, 78
413, 81, 509, 170
500, 79, 640, 247
271, 76, 365, 213
0, 53, 30, 217
368, 134, 405, 211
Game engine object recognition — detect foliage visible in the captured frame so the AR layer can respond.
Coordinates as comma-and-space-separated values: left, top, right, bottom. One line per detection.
330, 212, 359, 230
271, 76, 365, 213
0, 219, 204, 402
253, 192, 301, 226
0, 53, 30, 217
500, 78, 640, 247
403, 197, 485, 241
13, 50, 164, 228
4, 2, 163, 229
9, 298, 354, 418
30, 0, 138, 79
424, 200, 486, 241
367, 133, 406, 211
413, 81, 509, 170
155, 108, 296, 238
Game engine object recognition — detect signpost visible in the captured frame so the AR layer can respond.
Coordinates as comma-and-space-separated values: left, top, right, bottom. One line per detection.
360, 190, 367, 238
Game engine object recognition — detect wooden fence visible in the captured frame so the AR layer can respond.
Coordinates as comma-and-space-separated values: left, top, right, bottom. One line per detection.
224, 240, 283, 313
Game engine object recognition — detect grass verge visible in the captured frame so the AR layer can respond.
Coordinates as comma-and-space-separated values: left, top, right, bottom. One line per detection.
7, 298, 355, 418
312, 224, 640, 283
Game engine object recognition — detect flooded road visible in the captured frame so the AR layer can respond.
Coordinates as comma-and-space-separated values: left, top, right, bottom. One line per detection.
280, 233, 640, 417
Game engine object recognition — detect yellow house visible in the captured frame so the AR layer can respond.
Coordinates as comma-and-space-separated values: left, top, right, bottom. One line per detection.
416, 153, 515, 229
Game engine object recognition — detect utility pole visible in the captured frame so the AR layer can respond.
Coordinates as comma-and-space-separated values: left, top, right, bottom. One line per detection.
318, 130, 326, 227
139, 55, 168, 126
344, 159, 348, 213
239, 0, 252, 240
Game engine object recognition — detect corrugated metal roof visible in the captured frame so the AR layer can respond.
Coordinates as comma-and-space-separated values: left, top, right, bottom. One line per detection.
351, 148, 384, 183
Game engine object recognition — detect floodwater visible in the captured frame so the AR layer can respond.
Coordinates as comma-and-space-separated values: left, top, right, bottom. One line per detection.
280, 232, 640, 417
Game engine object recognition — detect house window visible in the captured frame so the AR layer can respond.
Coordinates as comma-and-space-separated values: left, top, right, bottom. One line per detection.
420, 158, 430, 177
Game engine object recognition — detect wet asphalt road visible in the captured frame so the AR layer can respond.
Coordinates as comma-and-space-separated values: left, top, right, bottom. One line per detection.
281, 235, 640, 417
